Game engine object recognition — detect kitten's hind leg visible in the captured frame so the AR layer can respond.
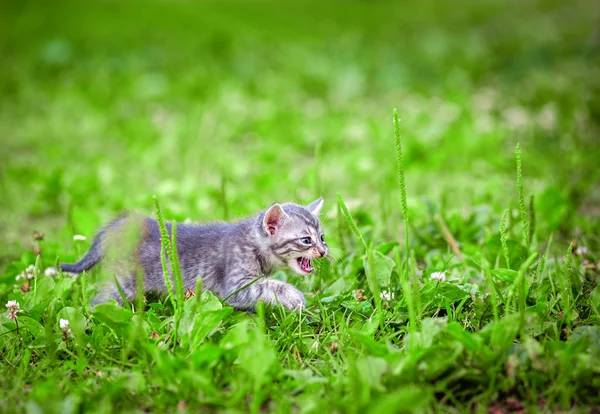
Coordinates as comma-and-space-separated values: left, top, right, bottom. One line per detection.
225, 277, 305, 311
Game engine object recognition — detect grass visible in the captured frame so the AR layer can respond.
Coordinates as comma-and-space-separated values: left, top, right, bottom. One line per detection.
1, 0, 600, 412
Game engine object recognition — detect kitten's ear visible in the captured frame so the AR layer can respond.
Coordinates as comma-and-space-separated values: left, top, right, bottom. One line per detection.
263, 203, 287, 237
307, 197, 324, 216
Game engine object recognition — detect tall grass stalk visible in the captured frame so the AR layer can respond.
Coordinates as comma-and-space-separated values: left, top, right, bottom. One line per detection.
561, 242, 574, 332
221, 275, 263, 304
114, 275, 130, 308
170, 221, 186, 339
528, 195, 536, 246
336, 201, 346, 252
394, 247, 417, 332
516, 143, 529, 248
500, 209, 510, 268
409, 248, 422, 318
544, 235, 556, 295
393, 109, 409, 275
153, 195, 186, 342
81, 270, 89, 311
337, 193, 381, 314
170, 222, 185, 308
536, 255, 546, 284
393, 109, 418, 339
153, 196, 176, 309
33, 255, 41, 305
159, 247, 174, 307
564, 242, 573, 292
536, 233, 552, 285
337, 194, 367, 250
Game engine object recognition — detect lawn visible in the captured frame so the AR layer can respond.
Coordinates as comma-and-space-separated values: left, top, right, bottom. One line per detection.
1, 0, 599, 412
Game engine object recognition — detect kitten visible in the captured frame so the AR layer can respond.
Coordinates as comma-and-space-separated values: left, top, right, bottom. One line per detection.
60, 198, 327, 310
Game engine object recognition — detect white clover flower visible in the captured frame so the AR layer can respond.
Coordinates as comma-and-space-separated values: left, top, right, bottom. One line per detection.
430, 271, 447, 282
44, 267, 58, 277
6, 300, 23, 320
73, 235, 87, 241
575, 246, 588, 256
17, 265, 36, 281
59, 318, 72, 338
380, 290, 394, 301
20, 272, 34, 280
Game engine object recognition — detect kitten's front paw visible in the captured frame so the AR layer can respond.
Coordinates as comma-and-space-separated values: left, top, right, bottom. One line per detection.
274, 283, 306, 310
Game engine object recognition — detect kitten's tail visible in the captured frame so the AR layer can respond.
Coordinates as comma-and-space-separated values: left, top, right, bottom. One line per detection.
59, 230, 106, 274
59, 213, 147, 275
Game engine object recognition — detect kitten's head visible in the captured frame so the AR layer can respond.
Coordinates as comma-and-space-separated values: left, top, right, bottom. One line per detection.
259, 198, 327, 275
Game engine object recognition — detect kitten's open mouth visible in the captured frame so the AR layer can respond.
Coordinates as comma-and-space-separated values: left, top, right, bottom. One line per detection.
296, 257, 313, 274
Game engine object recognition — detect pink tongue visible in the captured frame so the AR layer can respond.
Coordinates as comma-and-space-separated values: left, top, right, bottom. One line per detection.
303, 258, 311, 271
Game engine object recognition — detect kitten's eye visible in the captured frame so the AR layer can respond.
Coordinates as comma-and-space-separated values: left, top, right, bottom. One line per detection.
320, 234, 325, 242
300, 237, 312, 245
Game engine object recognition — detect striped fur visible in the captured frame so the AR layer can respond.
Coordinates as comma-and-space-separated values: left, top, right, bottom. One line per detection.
59, 198, 327, 310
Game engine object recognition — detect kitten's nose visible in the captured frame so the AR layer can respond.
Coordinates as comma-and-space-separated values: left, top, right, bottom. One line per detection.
317, 248, 326, 258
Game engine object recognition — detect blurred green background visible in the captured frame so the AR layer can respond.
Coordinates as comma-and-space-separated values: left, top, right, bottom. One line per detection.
1, 0, 599, 267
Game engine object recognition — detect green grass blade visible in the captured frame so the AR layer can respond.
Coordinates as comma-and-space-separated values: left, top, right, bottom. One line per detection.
336, 193, 368, 251
81, 269, 89, 312
500, 209, 510, 268
170, 220, 185, 309
516, 143, 529, 248
528, 194, 536, 246
221, 275, 264, 304
33, 255, 41, 305
561, 241, 574, 333
393, 108, 409, 276
153, 195, 176, 311
113, 275, 130, 308
170, 220, 186, 341
393, 108, 418, 341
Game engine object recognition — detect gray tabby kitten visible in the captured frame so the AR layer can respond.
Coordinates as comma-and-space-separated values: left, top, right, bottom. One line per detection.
60, 198, 326, 310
